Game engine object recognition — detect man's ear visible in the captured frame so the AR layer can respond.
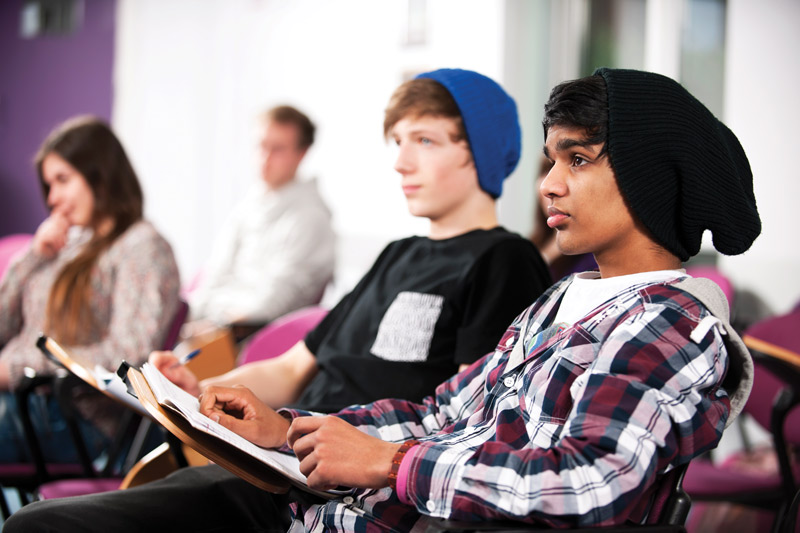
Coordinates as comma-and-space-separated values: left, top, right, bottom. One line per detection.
460, 151, 475, 169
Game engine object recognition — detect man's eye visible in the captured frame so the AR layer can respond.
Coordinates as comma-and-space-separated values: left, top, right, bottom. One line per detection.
419, 137, 432, 145
572, 155, 587, 167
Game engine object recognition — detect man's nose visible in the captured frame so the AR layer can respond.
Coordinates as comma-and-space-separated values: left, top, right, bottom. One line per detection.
540, 163, 566, 198
393, 144, 414, 175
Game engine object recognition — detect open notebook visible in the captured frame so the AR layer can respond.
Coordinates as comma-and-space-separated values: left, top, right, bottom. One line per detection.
139, 363, 351, 499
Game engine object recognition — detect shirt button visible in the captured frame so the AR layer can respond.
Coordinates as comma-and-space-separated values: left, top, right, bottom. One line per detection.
426, 500, 436, 512
505, 336, 514, 347
343, 496, 354, 505
503, 376, 515, 388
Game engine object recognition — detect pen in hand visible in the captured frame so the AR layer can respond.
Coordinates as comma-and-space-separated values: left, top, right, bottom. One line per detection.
169, 348, 201, 369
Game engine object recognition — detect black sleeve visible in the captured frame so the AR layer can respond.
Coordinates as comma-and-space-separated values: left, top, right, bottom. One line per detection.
303, 291, 353, 355
453, 239, 552, 365
304, 241, 398, 355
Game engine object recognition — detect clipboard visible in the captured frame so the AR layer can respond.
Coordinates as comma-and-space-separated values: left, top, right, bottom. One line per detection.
36, 335, 149, 416
126, 366, 343, 498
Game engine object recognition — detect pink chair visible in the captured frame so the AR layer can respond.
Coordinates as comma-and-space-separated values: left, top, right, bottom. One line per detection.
161, 299, 190, 352
683, 306, 800, 533
0, 234, 33, 281
239, 305, 328, 364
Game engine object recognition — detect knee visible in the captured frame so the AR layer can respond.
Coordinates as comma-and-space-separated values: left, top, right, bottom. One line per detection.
5, 500, 65, 532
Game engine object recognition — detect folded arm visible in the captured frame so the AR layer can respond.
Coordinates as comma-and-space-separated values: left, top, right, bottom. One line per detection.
400, 307, 730, 528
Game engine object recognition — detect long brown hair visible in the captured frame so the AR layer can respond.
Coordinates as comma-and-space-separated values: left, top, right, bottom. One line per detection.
36, 116, 144, 344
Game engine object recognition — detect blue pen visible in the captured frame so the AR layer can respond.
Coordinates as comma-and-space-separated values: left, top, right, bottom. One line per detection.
169, 348, 201, 369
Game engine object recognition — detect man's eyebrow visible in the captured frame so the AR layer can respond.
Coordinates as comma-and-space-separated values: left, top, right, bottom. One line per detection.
555, 137, 600, 153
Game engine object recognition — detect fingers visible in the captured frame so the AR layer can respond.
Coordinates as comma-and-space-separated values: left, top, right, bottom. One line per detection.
287, 416, 399, 489
198, 386, 250, 417
286, 416, 327, 448
149, 350, 177, 368
46, 212, 70, 238
198, 385, 289, 448
33, 215, 70, 257
150, 350, 200, 394
304, 461, 338, 492
208, 409, 254, 436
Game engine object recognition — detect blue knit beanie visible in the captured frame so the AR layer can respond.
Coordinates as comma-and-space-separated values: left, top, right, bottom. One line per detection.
415, 68, 521, 198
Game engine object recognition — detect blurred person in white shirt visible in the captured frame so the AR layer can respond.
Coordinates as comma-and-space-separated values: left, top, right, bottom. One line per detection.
187, 106, 335, 341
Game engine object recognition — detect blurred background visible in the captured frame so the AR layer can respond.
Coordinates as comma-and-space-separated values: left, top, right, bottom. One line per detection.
1, 0, 797, 313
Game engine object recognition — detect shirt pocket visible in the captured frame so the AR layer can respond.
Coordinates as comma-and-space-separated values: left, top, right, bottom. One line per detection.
525, 324, 598, 423
370, 291, 444, 363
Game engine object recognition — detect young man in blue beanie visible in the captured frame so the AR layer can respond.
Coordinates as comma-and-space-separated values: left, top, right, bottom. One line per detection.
5, 69, 550, 531
186, 69, 757, 529
152, 68, 549, 411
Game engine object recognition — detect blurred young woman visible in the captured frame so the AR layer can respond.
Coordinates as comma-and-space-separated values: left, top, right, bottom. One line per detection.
0, 116, 180, 462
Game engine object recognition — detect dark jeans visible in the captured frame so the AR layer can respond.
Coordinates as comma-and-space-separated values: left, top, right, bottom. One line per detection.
0, 392, 109, 464
5, 464, 293, 532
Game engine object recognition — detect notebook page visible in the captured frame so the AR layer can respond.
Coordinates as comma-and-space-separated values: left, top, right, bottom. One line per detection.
141, 363, 311, 486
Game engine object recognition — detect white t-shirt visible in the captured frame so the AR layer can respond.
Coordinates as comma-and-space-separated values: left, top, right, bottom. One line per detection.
553, 270, 687, 327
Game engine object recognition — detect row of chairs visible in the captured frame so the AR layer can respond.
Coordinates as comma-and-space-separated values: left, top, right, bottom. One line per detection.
0, 297, 189, 517
0, 301, 327, 518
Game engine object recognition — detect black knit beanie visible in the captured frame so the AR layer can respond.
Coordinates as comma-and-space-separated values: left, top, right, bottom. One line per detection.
595, 67, 761, 262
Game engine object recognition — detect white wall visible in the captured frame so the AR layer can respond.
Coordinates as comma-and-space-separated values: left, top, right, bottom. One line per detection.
114, 0, 508, 300
719, 0, 800, 314
114, 0, 800, 314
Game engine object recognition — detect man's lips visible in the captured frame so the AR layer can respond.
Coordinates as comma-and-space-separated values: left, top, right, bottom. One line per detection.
546, 206, 569, 228
402, 184, 421, 195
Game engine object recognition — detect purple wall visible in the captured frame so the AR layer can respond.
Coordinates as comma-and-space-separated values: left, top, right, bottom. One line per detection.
0, 0, 116, 236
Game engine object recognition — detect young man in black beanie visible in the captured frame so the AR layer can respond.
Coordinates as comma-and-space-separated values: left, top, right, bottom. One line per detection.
7, 69, 759, 531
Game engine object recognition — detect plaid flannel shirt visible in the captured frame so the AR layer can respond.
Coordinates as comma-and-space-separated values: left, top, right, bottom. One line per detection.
282, 276, 734, 532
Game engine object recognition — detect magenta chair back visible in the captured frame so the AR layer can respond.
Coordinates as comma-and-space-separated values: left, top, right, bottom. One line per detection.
743, 306, 800, 445
161, 299, 189, 350
0, 234, 33, 281
745, 305, 800, 361
684, 306, 800, 532
239, 306, 328, 365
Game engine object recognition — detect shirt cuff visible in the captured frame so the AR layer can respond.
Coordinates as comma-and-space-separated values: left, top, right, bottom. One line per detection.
396, 444, 420, 505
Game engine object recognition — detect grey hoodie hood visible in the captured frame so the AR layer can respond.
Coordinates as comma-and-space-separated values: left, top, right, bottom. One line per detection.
674, 277, 753, 427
